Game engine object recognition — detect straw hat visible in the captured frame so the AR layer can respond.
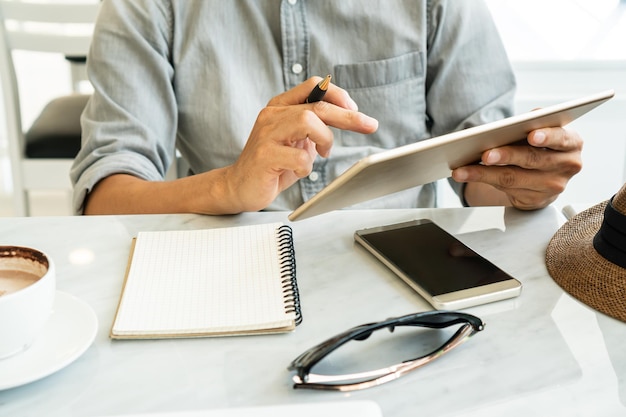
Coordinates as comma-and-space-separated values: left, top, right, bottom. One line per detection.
546, 183, 626, 323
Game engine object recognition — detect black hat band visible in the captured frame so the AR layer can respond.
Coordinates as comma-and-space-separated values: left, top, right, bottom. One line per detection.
593, 196, 626, 269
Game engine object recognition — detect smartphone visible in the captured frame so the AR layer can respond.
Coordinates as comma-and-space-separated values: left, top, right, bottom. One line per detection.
354, 219, 521, 310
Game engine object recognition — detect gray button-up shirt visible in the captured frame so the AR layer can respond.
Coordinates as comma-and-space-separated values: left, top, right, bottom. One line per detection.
71, 0, 516, 214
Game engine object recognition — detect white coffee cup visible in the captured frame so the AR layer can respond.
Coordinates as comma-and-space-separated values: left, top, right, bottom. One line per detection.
0, 246, 55, 360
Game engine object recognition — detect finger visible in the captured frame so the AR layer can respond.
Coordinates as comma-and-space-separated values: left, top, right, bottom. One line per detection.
527, 127, 583, 152
256, 103, 377, 157
308, 100, 378, 134
482, 146, 550, 169
481, 144, 581, 173
265, 77, 377, 137
323, 83, 359, 111
270, 76, 360, 111
453, 164, 567, 196
254, 106, 336, 157
268, 77, 322, 107
264, 141, 317, 179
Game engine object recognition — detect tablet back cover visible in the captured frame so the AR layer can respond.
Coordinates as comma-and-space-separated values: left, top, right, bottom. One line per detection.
289, 90, 614, 221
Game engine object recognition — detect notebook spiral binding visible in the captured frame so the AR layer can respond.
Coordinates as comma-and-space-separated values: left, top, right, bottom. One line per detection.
277, 225, 302, 325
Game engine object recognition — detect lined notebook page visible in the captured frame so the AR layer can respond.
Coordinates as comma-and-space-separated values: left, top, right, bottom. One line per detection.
111, 222, 296, 337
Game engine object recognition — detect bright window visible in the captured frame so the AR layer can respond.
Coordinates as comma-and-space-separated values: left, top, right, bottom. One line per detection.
485, 0, 626, 61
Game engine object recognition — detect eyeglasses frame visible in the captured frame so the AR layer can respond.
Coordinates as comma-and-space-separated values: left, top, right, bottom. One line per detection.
288, 311, 484, 391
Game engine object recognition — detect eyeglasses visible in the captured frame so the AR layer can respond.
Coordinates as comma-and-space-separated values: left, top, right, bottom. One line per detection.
288, 311, 484, 391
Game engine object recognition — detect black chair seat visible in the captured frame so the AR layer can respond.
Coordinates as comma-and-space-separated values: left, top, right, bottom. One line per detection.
24, 94, 90, 158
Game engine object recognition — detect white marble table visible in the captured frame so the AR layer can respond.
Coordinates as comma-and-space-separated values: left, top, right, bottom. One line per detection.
1, 206, 625, 417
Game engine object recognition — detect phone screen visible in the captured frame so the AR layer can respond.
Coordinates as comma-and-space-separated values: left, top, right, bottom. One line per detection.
356, 220, 515, 297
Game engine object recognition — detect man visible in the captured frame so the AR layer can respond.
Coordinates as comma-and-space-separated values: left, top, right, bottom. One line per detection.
71, 0, 582, 215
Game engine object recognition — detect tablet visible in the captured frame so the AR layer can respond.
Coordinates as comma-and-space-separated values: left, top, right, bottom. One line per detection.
288, 89, 614, 221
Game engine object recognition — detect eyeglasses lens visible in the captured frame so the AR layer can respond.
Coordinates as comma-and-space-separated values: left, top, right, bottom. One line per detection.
305, 322, 469, 385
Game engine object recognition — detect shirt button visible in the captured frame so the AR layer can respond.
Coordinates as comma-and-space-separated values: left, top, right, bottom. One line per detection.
288, 0, 297, 5
291, 63, 303, 74
308, 171, 320, 182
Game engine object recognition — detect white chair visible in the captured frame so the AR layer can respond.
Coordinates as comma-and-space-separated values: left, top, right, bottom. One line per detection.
0, 0, 99, 216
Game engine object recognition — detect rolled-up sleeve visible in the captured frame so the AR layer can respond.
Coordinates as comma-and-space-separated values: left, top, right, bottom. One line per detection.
70, 0, 177, 214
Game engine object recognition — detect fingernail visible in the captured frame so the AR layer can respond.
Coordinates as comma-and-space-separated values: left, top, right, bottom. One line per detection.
363, 115, 379, 130
485, 149, 500, 165
533, 131, 546, 145
453, 168, 468, 182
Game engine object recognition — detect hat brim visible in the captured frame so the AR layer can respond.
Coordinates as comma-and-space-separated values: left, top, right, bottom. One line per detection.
546, 201, 626, 323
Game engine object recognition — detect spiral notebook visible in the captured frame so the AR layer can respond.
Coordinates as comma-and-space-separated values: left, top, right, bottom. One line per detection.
110, 222, 301, 339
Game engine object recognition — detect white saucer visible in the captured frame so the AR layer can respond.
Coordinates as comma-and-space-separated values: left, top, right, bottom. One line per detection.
0, 291, 98, 390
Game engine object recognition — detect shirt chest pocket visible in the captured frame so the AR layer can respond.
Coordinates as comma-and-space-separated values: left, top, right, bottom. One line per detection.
333, 51, 427, 148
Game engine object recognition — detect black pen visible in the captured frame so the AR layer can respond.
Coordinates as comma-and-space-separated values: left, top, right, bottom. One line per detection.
305, 74, 331, 103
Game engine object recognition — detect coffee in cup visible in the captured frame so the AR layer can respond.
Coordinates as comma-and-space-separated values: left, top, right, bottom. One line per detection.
0, 246, 55, 359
